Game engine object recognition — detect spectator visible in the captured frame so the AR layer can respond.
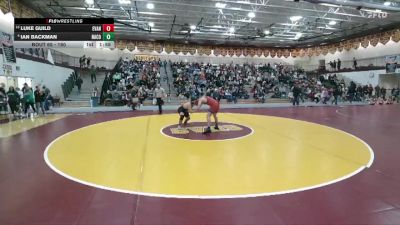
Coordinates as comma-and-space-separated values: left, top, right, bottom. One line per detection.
7, 86, 20, 116
42, 85, 52, 110
395, 87, 400, 103
353, 57, 357, 70
367, 84, 373, 99
332, 85, 341, 105
92, 87, 99, 97
79, 55, 86, 68
348, 81, 357, 103
23, 84, 36, 115
381, 87, 387, 100
0, 83, 6, 113
321, 87, 330, 104
87, 57, 92, 67
375, 85, 381, 98
292, 84, 301, 106
0, 83, 5, 96
337, 59, 341, 71
90, 65, 97, 83
34, 86, 46, 115
76, 76, 83, 94
137, 85, 147, 107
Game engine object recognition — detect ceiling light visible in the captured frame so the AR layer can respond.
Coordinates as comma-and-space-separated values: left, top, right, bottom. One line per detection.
85, 0, 94, 4
319, 3, 340, 7
3, 12, 14, 23
384, 1, 391, 6
264, 30, 270, 35
215, 2, 227, 8
190, 25, 196, 30
290, 16, 302, 22
248, 12, 256, 18
295, 33, 302, 39
146, 3, 154, 9
328, 20, 337, 25
229, 27, 235, 33
119, 0, 131, 4
148, 22, 154, 27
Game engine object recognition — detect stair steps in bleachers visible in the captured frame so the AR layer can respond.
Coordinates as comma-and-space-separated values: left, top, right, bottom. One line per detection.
62, 70, 106, 108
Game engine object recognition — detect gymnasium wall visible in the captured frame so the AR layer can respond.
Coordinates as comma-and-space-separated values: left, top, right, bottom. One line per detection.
54, 39, 400, 68
294, 40, 400, 71
54, 48, 295, 65
0, 53, 74, 100
336, 70, 384, 87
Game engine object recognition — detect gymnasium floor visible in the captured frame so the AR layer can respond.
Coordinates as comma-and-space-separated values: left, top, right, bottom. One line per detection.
1, 105, 400, 225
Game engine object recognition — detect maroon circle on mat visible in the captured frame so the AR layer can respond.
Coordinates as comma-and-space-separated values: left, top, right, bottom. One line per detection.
161, 122, 253, 141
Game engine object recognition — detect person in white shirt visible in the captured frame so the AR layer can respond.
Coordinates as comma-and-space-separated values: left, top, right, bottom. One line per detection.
153, 84, 166, 114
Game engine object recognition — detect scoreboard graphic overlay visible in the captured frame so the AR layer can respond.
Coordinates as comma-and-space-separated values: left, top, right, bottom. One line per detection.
14, 18, 114, 48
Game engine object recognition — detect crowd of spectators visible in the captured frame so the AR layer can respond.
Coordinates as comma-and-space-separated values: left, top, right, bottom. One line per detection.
0, 82, 53, 119
171, 62, 291, 103
98, 58, 399, 108
101, 59, 165, 108
170, 61, 399, 106
284, 73, 399, 106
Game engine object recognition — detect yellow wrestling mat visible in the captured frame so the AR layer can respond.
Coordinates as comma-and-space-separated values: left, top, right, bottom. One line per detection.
45, 113, 373, 198
0, 114, 69, 138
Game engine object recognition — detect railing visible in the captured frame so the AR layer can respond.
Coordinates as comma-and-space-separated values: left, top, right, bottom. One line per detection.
301, 56, 397, 72
15, 48, 118, 70
164, 61, 172, 96
100, 58, 123, 104
61, 70, 78, 100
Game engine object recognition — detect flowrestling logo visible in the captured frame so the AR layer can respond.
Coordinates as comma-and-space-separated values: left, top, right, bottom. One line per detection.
161, 122, 253, 141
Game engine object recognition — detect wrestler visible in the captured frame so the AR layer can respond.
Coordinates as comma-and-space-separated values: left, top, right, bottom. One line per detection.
177, 99, 195, 129
197, 95, 220, 134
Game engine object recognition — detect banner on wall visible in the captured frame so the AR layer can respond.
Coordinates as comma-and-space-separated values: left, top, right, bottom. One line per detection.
385, 55, 399, 73
1, 32, 16, 64
134, 54, 160, 61
385, 55, 399, 64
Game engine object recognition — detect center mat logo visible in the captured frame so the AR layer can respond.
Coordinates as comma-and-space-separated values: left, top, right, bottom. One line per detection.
161, 122, 253, 141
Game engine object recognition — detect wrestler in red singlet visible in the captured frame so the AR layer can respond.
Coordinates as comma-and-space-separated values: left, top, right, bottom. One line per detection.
206, 96, 220, 114
197, 96, 219, 134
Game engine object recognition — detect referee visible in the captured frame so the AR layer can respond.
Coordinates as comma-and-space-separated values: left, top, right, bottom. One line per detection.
154, 84, 166, 114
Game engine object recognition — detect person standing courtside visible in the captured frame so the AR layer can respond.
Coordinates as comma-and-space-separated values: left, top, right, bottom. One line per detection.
154, 84, 166, 114
7, 86, 19, 117
292, 84, 301, 106
23, 84, 36, 116
34, 86, 46, 115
